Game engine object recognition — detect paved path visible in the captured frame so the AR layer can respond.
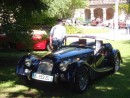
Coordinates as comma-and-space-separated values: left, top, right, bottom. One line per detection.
92, 29, 130, 40
69, 28, 130, 40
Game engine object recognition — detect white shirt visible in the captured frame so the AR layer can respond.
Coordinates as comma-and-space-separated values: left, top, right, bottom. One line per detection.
50, 24, 66, 40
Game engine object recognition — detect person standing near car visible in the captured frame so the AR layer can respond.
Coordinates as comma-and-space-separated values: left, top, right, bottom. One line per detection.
126, 17, 130, 35
49, 19, 67, 51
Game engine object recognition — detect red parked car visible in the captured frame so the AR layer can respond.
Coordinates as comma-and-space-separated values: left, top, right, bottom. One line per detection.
31, 31, 51, 51
103, 19, 126, 29
0, 30, 51, 51
118, 21, 126, 29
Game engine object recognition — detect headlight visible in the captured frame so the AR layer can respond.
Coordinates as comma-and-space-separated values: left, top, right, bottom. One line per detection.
24, 58, 31, 67
59, 61, 69, 71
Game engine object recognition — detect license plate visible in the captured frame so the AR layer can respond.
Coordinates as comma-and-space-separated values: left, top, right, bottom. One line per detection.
32, 73, 53, 82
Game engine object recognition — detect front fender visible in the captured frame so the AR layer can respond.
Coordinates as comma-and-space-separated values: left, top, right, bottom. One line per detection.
16, 54, 40, 76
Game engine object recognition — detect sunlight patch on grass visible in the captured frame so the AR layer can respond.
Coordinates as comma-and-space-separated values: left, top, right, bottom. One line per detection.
1, 86, 27, 93
0, 81, 28, 93
95, 86, 114, 91
0, 81, 38, 98
115, 72, 124, 76
0, 81, 15, 88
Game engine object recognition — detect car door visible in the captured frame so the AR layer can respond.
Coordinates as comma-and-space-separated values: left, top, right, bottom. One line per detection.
93, 41, 112, 71
94, 48, 105, 69
93, 40, 106, 69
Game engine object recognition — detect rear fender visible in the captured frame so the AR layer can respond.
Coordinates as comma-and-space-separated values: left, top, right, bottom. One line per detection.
112, 49, 123, 63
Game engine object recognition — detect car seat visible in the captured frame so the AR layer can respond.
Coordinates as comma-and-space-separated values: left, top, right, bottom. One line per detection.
95, 40, 103, 54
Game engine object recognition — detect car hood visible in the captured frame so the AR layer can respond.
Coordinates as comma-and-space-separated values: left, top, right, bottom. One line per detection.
46, 47, 93, 59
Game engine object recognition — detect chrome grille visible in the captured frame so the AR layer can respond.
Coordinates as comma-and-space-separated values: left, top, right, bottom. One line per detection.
37, 59, 53, 75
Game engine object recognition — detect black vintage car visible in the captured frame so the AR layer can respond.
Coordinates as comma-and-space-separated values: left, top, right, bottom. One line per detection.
16, 35, 123, 93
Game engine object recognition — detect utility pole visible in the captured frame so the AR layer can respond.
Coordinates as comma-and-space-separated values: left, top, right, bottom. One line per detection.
114, 0, 119, 31
114, 0, 119, 40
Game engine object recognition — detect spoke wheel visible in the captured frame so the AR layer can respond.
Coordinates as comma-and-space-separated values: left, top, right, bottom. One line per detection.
74, 66, 89, 93
113, 55, 120, 72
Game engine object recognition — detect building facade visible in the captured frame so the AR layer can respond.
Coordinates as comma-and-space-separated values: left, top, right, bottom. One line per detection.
74, 0, 130, 21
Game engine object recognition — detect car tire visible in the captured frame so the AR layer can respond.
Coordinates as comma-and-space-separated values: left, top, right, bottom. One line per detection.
73, 66, 90, 93
113, 55, 120, 73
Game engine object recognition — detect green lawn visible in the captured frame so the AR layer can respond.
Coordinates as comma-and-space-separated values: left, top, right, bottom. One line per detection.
0, 40, 130, 98
66, 25, 110, 34
80, 27, 109, 34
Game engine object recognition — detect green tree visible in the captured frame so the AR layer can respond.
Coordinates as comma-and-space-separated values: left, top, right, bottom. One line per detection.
0, 0, 48, 49
31, 0, 89, 30
118, 4, 130, 14
46, 0, 87, 19
0, 0, 48, 34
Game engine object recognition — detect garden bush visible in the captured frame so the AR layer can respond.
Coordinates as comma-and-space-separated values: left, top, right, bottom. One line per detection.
65, 25, 82, 34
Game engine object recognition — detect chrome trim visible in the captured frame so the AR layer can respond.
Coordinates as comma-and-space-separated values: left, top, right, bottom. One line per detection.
37, 59, 53, 75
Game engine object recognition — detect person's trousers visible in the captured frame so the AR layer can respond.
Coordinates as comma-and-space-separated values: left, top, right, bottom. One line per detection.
52, 39, 63, 50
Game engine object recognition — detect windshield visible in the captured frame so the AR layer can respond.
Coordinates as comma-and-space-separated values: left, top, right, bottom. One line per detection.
64, 35, 96, 47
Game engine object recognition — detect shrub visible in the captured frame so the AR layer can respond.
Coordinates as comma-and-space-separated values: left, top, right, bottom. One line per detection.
65, 25, 82, 34
7, 32, 33, 50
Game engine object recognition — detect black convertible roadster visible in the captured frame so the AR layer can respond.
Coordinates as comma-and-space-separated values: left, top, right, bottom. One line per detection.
16, 35, 123, 93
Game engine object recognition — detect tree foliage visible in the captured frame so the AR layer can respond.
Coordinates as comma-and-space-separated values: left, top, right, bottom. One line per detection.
0, 0, 88, 50
0, 0, 49, 49
30, 0, 88, 30
0, 0, 88, 33
118, 4, 130, 14
0, 0, 48, 34
46, 0, 87, 18
31, 0, 88, 26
